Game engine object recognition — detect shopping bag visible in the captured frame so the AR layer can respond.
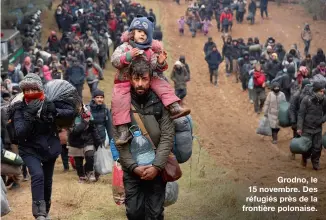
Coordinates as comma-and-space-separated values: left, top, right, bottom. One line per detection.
94, 145, 113, 175
256, 117, 272, 136
1, 178, 10, 217
164, 181, 179, 207
112, 162, 125, 205
290, 136, 312, 154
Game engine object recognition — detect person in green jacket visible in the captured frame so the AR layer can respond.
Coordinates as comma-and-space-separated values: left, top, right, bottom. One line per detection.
113, 57, 175, 220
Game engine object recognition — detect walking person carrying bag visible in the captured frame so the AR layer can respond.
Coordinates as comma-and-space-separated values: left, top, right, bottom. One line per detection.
132, 105, 182, 182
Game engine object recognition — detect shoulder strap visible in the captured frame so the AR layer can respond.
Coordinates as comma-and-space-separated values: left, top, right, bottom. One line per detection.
131, 105, 155, 149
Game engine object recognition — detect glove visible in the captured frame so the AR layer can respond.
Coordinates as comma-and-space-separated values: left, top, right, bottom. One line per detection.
41, 101, 57, 123
25, 100, 42, 116
46, 101, 57, 114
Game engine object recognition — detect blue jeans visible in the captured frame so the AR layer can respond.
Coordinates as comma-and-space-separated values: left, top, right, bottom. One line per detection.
21, 155, 56, 202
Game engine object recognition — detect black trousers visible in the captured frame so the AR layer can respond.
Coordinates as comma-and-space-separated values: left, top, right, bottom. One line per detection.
61, 145, 69, 170
74, 150, 94, 177
123, 171, 166, 220
302, 132, 322, 165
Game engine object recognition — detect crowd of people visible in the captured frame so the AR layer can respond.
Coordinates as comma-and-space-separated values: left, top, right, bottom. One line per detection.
1, 0, 326, 219
202, 18, 325, 170
177, 0, 269, 37
1, 0, 193, 219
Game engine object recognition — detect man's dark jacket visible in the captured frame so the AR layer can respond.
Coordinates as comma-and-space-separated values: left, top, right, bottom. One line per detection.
113, 90, 175, 173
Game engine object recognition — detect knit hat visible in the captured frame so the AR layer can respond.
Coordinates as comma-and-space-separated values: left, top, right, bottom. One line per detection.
302, 79, 310, 89
19, 73, 44, 92
129, 16, 154, 49
313, 81, 325, 92
93, 89, 104, 98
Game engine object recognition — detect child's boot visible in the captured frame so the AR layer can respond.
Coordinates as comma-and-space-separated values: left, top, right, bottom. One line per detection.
116, 124, 132, 145
169, 102, 191, 119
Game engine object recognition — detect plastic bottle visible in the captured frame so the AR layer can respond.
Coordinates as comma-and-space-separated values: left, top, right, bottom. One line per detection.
130, 130, 155, 166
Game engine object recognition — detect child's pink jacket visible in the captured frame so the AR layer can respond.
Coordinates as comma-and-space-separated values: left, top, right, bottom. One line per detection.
110, 32, 180, 126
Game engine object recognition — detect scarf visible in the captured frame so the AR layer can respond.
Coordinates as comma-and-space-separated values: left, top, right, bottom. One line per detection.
129, 40, 151, 50
24, 91, 45, 104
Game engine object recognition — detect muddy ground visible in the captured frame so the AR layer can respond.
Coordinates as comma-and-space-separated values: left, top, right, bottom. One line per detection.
3, 0, 326, 219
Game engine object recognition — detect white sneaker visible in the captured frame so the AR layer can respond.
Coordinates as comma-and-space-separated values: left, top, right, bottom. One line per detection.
88, 172, 96, 183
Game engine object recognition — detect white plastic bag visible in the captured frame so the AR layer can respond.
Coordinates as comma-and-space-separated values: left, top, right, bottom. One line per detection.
1, 178, 10, 217
94, 145, 113, 175
256, 117, 272, 136
164, 181, 179, 207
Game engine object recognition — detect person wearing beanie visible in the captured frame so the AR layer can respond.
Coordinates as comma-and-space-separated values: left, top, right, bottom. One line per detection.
266, 52, 282, 82
179, 55, 190, 81
263, 82, 286, 144
10, 73, 74, 219
111, 17, 190, 145
171, 60, 190, 100
88, 89, 113, 146
86, 57, 103, 96
289, 78, 311, 159
297, 81, 326, 170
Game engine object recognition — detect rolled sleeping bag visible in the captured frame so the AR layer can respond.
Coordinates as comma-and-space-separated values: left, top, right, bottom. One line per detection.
249, 44, 261, 52
173, 115, 193, 163
290, 136, 312, 154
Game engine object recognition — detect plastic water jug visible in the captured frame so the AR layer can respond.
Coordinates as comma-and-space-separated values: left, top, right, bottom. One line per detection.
130, 130, 155, 166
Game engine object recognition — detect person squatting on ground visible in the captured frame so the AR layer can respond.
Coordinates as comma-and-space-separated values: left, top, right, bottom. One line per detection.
10, 73, 75, 220
171, 61, 190, 100
113, 58, 175, 220
263, 82, 286, 144
297, 81, 326, 170
111, 16, 190, 145
68, 105, 102, 183
205, 46, 222, 87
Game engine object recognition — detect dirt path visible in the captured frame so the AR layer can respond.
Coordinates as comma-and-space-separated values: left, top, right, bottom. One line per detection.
154, 0, 326, 216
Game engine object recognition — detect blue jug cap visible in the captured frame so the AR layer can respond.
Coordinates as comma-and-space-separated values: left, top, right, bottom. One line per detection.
133, 131, 141, 137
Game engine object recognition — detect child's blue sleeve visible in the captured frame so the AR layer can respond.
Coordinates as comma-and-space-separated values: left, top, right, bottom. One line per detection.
110, 139, 120, 161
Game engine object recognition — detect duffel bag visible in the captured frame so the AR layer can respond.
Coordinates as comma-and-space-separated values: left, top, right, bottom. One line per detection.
290, 136, 312, 154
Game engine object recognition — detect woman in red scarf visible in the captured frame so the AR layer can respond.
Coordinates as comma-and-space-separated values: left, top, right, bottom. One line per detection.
10, 73, 74, 219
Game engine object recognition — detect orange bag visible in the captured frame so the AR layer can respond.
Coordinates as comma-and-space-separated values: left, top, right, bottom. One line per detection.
112, 162, 125, 205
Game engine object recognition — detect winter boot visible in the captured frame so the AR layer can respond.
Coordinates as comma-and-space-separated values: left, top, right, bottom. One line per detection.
32, 200, 47, 220
115, 124, 132, 146
301, 157, 307, 168
169, 102, 191, 120
271, 131, 277, 144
